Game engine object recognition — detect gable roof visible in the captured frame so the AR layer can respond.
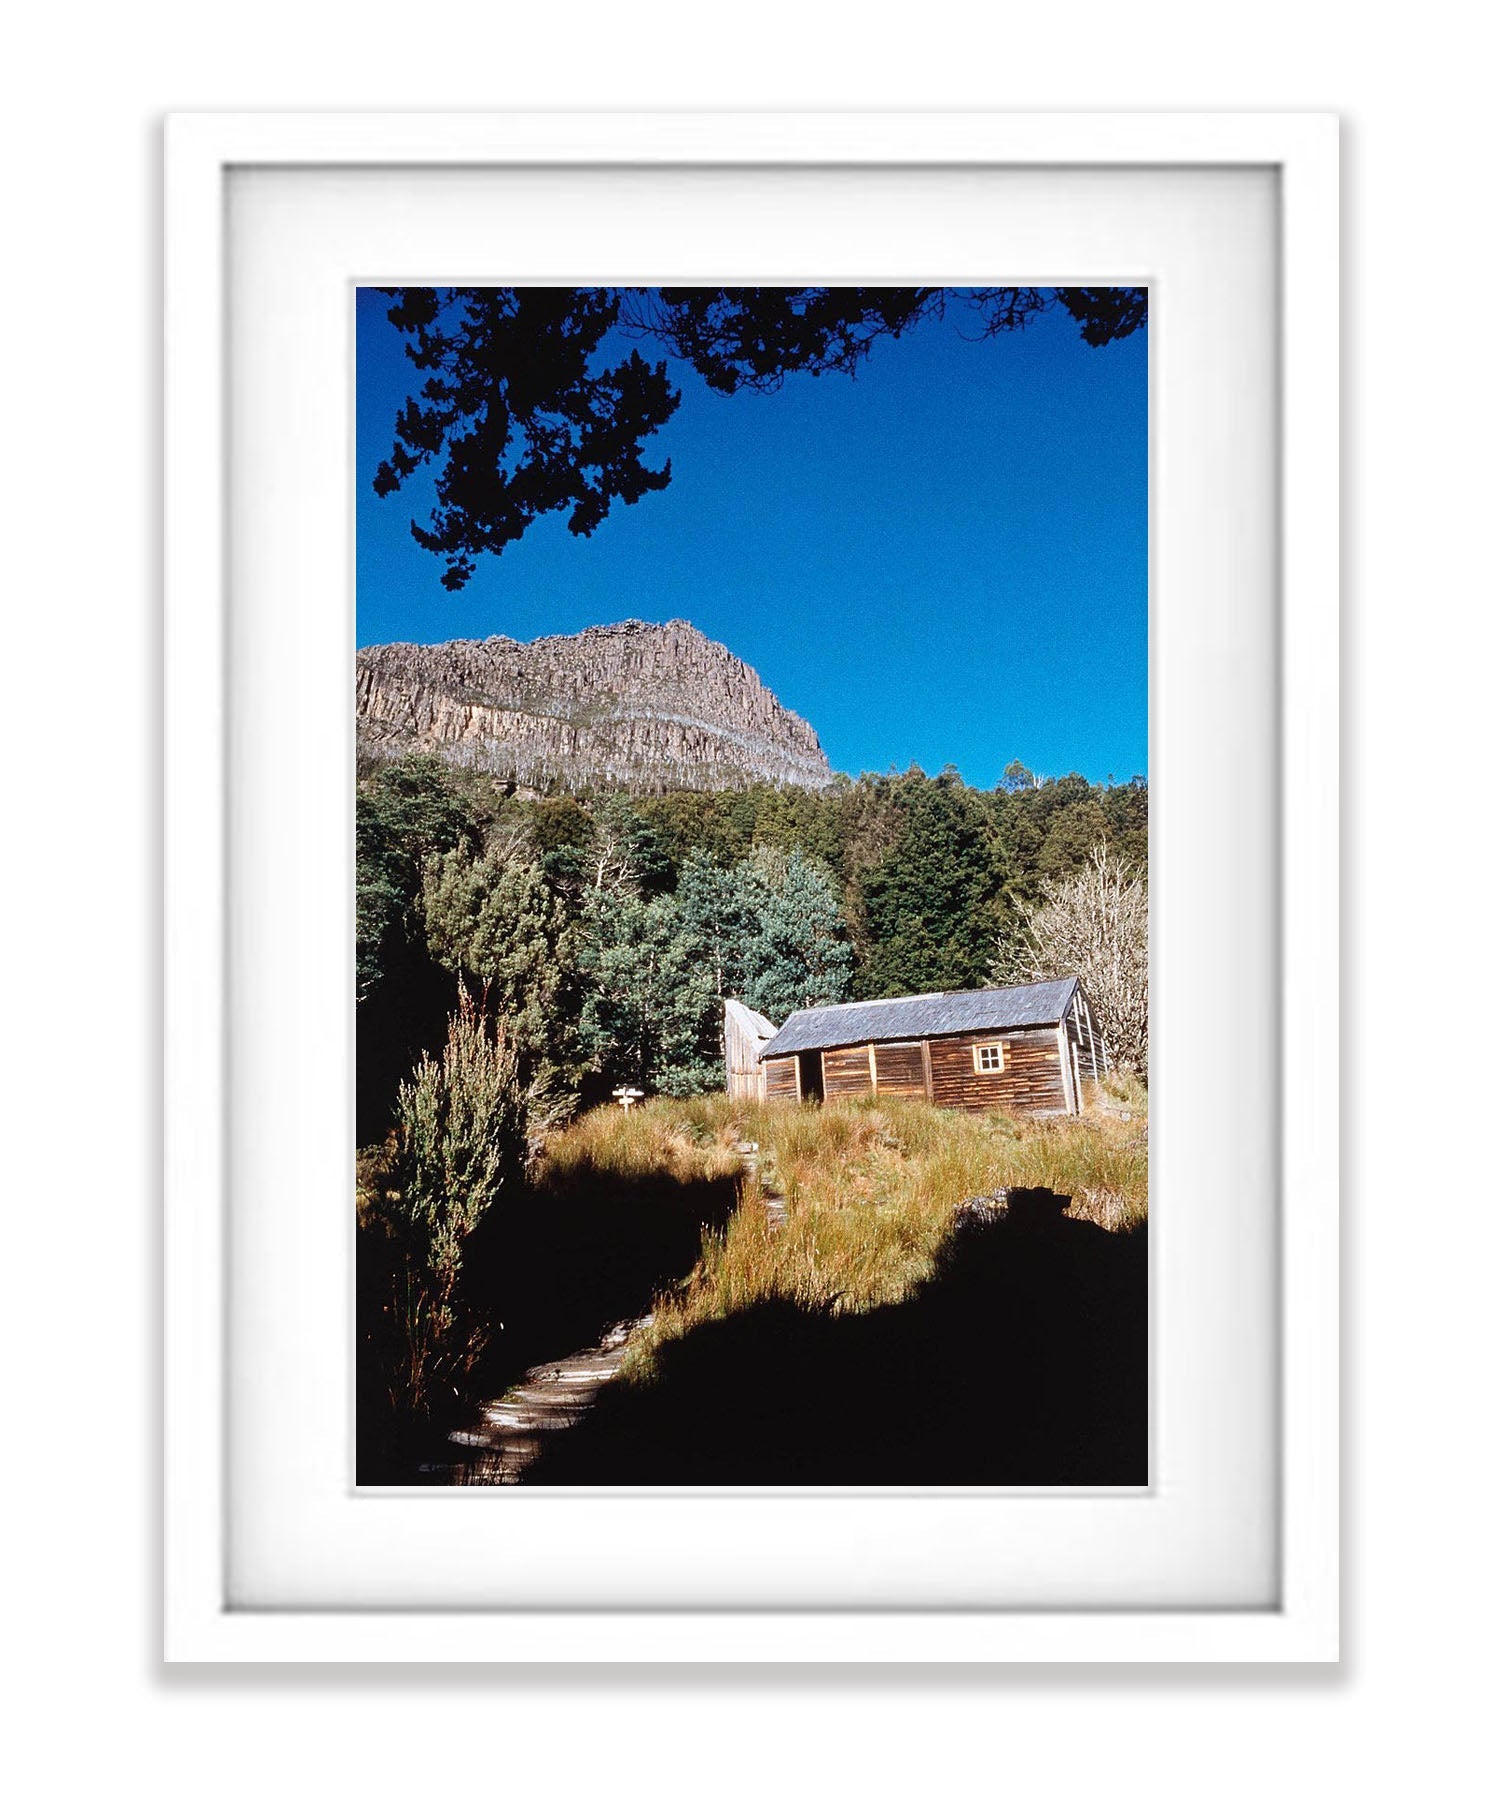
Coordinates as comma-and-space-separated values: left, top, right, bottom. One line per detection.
761, 977, 1080, 1059
724, 997, 778, 1042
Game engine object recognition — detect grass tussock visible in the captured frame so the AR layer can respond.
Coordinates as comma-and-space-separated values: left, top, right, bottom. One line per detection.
537, 1086, 1147, 1382
534, 1102, 744, 1192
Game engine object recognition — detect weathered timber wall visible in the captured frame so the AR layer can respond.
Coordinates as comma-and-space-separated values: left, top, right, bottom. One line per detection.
872, 1041, 927, 1099
822, 1044, 876, 1099
927, 1027, 1068, 1115
762, 1055, 801, 1102
1066, 987, 1105, 1084
724, 1003, 771, 1099
766, 1025, 1073, 1115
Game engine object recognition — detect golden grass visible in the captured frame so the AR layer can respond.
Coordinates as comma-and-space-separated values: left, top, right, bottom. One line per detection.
535, 1100, 744, 1191
536, 1083, 1147, 1381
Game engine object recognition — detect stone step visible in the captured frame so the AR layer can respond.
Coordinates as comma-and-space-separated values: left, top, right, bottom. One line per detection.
453, 1312, 654, 1483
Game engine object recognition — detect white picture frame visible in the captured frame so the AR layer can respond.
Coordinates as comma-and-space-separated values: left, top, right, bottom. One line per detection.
164, 111, 1338, 1663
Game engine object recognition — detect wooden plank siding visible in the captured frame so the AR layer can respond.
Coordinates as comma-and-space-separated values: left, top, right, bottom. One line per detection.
768, 1027, 1075, 1117
872, 1040, 928, 1099
724, 1003, 771, 1099
1064, 987, 1105, 1084
1056, 1022, 1077, 1115
927, 1027, 1069, 1115
762, 1055, 801, 1102
822, 1043, 877, 1099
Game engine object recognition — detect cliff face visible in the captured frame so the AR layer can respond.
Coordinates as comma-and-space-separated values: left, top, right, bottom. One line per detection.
356, 619, 833, 793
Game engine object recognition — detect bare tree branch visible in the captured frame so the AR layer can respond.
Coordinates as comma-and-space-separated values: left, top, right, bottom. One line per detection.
993, 843, 1149, 1079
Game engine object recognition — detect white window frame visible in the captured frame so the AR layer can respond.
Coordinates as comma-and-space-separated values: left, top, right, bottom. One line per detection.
972, 1041, 1006, 1074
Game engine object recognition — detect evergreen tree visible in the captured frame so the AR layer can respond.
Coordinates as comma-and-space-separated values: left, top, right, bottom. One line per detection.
675, 848, 752, 1001
420, 839, 577, 1079
858, 775, 1010, 997
1100, 775, 1149, 868
636, 787, 760, 872
736, 846, 853, 1021
355, 756, 481, 1002
576, 888, 719, 1096
527, 795, 595, 888
353, 754, 1149, 1144
1037, 798, 1112, 879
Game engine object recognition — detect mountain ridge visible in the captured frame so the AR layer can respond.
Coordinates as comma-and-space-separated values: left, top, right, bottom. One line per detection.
356, 618, 834, 794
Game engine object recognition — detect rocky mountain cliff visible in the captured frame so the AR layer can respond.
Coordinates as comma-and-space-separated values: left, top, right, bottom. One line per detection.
356, 619, 833, 793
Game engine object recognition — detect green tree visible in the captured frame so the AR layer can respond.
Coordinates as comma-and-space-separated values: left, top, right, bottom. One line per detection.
575, 888, 719, 1096
989, 788, 1046, 898
735, 845, 853, 1021
420, 837, 577, 1078
674, 848, 752, 1001
355, 755, 481, 1002
820, 773, 904, 974
527, 794, 595, 886
1037, 798, 1112, 879
633, 788, 751, 875
858, 774, 1010, 997
1100, 775, 1149, 868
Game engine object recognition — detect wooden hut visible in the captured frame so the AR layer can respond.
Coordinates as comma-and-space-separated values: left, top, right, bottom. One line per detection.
750, 977, 1104, 1118
723, 997, 778, 1099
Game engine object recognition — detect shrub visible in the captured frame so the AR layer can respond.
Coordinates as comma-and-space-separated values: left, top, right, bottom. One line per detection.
367, 992, 531, 1420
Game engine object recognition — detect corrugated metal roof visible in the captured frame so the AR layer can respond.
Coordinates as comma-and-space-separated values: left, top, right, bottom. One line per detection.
760, 977, 1080, 1059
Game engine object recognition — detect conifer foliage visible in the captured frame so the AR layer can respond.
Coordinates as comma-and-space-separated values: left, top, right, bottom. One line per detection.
857, 774, 1009, 998
734, 846, 853, 1021
421, 838, 576, 1079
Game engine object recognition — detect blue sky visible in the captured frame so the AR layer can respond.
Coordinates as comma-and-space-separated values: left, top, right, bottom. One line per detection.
356, 289, 1147, 789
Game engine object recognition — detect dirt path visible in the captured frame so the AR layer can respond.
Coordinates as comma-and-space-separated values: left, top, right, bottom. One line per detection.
449, 1313, 650, 1484
451, 1136, 786, 1484
733, 1137, 788, 1230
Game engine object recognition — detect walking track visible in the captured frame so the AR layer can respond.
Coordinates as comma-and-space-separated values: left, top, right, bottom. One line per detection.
451, 1138, 786, 1484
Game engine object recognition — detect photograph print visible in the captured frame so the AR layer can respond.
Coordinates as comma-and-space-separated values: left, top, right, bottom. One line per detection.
354, 286, 1148, 1487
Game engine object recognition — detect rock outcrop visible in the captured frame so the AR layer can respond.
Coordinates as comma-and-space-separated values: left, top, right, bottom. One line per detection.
356, 619, 833, 793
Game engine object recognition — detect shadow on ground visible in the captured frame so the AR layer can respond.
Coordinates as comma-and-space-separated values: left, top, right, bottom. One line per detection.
356, 1159, 741, 1483
527, 1198, 1147, 1487
470, 1162, 742, 1382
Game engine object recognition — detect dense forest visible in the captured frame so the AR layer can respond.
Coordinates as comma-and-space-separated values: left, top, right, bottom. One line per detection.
356, 756, 1147, 1144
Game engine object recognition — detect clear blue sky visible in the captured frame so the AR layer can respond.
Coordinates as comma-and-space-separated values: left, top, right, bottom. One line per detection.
356, 289, 1147, 789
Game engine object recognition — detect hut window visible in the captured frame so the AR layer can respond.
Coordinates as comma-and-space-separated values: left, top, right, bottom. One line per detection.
972, 1042, 1005, 1074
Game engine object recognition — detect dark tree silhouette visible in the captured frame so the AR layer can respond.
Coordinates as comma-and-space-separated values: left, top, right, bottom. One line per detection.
1056, 286, 1149, 345
372, 288, 682, 591
622, 287, 938, 392
373, 286, 1146, 589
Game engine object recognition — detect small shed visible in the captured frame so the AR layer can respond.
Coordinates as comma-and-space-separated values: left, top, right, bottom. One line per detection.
751, 977, 1105, 1117
723, 997, 778, 1099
